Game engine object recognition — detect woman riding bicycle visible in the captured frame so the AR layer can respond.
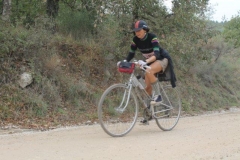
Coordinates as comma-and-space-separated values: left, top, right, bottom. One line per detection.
123, 20, 176, 106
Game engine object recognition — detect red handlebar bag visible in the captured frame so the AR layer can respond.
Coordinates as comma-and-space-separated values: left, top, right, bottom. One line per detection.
118, 62, 135, 74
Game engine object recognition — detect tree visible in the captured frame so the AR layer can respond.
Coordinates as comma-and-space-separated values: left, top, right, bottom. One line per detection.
0, 1, 2, 15
153, 0, 214, 71
223, 15, 240, 48
46, 0, 59, 18
2, 0, 11, 21
10, 0, 45, 27
131, 0, 166, 23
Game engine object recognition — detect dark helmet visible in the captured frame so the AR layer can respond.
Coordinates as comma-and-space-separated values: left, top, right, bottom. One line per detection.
133, 20, 149, 32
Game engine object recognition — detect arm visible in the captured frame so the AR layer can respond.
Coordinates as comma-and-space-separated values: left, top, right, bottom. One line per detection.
145, 36, 161, 64
126, 52, 135, 62
126, 39, 137, 62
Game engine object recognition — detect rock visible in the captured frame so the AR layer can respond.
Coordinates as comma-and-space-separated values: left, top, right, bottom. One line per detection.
19, 72, 33, 88
85, 121, 93, 125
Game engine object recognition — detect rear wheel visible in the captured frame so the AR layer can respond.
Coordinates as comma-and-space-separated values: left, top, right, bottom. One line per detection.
154, 85, 181, 131
98, 84, 138, 137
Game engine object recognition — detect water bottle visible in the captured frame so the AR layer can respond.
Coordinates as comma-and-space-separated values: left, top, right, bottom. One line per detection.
132, 76, 140, 87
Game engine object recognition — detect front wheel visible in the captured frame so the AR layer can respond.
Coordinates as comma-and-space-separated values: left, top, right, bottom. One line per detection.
154, 85, 181, 131
98, 83, 138, 137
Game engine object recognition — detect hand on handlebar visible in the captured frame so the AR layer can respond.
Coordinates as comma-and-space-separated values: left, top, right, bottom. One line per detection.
137, 60, 151, 71
138, 60, 147, 68
117, 61, 121, 67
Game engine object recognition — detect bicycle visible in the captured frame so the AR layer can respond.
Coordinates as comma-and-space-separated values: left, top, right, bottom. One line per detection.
98, 60, 181, 137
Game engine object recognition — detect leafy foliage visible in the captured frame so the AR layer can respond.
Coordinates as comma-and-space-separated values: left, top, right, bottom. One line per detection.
57, 4, 95, 39
223, 15, 240, 48
11, 0, 45, 27
142, 0, 214, 71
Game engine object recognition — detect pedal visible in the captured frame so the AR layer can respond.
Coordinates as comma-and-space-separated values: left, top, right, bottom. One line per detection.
140, 119, 149, 125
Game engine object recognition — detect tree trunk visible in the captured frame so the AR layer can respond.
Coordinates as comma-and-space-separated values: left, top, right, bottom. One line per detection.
132, 0, 139, 22
46, 0, 59, 18
2, 0, 11, 21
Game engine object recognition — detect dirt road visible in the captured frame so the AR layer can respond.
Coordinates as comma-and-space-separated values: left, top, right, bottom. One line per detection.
1, 109, 240, 160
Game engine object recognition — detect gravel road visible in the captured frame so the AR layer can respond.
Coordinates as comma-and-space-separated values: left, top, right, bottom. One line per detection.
0, 109, 240, 160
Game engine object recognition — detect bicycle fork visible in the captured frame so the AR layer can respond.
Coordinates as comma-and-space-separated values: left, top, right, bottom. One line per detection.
115, 84, 133, 113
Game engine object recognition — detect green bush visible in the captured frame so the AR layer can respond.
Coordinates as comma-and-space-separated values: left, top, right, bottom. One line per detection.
223, 15, 240, 48
95, 15, 132, 60
57, 9, 94, 40
10, 0, 45, 28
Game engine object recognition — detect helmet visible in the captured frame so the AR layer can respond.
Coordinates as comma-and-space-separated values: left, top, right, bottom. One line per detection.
133, 20, 149, 32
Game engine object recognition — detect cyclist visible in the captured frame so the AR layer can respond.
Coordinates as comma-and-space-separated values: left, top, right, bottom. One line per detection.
124, 20, 176, 110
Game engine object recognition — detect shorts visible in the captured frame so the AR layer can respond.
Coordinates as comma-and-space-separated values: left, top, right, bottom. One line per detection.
157, 58, 168, 72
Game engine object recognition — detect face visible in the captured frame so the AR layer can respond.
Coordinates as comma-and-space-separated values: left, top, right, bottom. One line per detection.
135, 29, 146, 39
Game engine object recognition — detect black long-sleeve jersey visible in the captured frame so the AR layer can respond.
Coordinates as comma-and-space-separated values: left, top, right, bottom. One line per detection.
126, 33, 164, 62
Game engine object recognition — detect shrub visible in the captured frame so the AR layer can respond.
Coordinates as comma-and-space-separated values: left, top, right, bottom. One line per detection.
57, 9, 94, 40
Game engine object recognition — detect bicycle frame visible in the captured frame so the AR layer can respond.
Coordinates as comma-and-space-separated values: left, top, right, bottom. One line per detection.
115, 69, 149, 113
116, 68, 174, 119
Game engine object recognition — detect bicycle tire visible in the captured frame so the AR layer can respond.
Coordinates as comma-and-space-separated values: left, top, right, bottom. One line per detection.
98, 83, 139, 137
154, 85, 181, 131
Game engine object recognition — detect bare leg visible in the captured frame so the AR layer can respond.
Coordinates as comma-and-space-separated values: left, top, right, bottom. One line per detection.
145, 75, 152, 96
145, 61, 162, 95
